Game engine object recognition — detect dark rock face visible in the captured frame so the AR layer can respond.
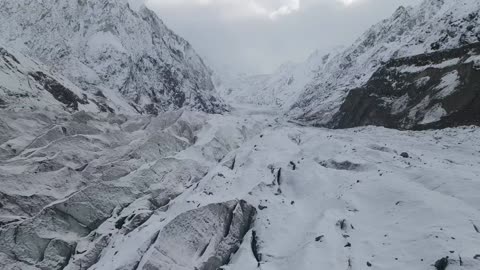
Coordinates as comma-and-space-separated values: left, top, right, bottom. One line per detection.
0, 47, 20, 66
29, 72, 88, 111
434, 257, 449, 270
331, 43, 480, 130
141, 200, 256, 270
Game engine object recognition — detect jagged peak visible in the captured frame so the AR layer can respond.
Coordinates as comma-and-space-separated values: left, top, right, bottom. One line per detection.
392, 5, 409, 19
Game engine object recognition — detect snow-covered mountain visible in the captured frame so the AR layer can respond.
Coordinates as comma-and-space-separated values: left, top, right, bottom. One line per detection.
0, 0, 226, 115
289, 0, 480, 126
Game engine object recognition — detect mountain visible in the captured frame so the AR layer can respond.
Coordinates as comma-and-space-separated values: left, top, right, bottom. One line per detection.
289, 0, 480, 127
331, 42, 480, 130
0, 0, 226, 115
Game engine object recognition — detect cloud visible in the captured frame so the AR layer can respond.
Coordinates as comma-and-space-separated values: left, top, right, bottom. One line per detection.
336, 0, 361, 6
146, 0, 421, 73
147, 0, 302, 20
269, 0, 300, 20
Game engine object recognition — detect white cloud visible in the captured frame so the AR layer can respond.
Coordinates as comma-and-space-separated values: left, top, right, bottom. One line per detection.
147, 0, 302, 20
269, 0, 300, 20
337, 0, 361, 6
146, 0, 421, 73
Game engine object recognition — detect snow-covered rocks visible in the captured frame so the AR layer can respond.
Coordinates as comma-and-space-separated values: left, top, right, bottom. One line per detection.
139, 200, 256, 270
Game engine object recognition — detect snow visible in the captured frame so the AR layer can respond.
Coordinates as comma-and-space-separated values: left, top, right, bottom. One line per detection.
415, 76, 431, 88
434, 70, 461, 98
2, 105, 480, 270
396, 58, 461, 73
100, 107, 480, 270
420, 104, 447, 124
408, 95, 431, 120
391, 94, 410, 115
87, 32, 127, 55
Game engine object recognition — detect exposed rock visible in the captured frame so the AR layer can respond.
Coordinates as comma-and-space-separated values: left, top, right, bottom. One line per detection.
251, 230, 262, 266
315, 235, 324, 242
434, 257, 449, 270
29, 72, 88, 112
318, 159, 364, 171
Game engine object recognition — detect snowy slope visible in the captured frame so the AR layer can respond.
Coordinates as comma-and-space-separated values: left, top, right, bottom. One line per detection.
290, 0, 480, 125
0, 45, 111, 114
1, 107, 480, 270
0, 0, 225, 115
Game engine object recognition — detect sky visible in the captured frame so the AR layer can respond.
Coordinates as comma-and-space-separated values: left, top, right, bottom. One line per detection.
145, 0, 420, 74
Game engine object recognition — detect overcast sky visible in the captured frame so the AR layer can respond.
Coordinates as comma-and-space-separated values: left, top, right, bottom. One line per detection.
146, 0, 420, 74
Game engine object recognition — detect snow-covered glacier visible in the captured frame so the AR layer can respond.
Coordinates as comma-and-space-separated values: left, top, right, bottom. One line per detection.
2, 106, 480, 270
